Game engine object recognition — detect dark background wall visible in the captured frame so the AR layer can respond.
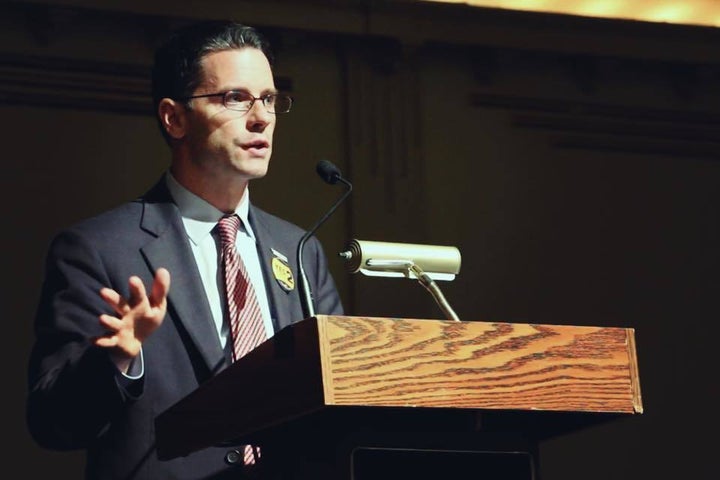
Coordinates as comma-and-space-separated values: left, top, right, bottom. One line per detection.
4, 1, 719, 478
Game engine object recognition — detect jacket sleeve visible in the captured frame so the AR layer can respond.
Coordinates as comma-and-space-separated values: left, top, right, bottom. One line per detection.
26, 229, 139, 450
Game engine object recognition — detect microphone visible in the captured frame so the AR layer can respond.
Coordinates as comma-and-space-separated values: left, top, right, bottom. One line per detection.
316, 159, 342, 185
297, 160, 353, 318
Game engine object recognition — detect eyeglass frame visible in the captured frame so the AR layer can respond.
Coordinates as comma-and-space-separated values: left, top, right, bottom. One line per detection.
177, 90, 293, 114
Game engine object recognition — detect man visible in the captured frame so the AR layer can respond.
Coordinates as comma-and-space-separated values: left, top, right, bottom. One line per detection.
26, 20, 343, 480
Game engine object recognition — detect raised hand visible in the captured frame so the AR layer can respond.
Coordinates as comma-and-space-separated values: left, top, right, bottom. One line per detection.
95, 268, 171, 372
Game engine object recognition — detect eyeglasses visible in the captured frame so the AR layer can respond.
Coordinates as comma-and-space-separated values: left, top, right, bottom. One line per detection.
180, 90, 293, 114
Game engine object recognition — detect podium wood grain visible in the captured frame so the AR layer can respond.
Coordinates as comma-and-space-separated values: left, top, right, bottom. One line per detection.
155, 315, 642, 460
318, 316, 642, 413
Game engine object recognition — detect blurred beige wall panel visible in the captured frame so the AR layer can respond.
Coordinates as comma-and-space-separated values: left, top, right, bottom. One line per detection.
425, 0, 720, 27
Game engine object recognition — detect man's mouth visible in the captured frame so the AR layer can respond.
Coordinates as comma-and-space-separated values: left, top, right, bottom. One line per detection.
244, 139, 269, 149
242, 139, 270, 156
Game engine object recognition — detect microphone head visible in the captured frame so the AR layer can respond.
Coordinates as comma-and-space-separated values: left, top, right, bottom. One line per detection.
316, 160, 342, 185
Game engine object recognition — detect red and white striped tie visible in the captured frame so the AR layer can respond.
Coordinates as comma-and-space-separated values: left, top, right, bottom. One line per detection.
217, 214, 267, 465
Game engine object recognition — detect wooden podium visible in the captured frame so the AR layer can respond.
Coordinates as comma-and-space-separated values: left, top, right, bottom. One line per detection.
155, 315, 643, 479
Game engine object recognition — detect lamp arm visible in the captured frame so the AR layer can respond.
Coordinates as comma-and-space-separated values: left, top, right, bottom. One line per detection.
408, 264, 460, 322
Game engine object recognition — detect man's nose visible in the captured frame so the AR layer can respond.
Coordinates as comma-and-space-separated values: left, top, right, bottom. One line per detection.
246, 101, 273, 130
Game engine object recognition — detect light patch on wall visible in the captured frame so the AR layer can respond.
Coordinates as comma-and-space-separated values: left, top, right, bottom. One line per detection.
424, 0, 720, 27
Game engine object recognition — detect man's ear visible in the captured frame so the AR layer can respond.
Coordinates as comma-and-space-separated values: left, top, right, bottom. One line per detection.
158, 98, 187, 140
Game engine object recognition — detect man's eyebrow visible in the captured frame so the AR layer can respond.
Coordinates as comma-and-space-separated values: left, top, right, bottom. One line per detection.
224, 87, 279, 95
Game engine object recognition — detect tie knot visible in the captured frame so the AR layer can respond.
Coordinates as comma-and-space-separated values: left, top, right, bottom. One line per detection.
217, 215, 241, 246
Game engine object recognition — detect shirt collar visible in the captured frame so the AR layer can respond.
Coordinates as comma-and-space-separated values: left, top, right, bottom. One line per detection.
165, 171, 255, 246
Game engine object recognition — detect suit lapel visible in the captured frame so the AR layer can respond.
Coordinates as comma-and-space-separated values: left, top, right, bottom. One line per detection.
249, 207, 298, 332
139, 183, 227, 375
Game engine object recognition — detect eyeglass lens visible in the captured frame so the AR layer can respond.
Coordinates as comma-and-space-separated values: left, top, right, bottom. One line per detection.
224, 91, 291, 113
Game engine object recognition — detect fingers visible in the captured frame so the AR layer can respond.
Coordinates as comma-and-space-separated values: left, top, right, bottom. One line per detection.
98, 313, 123, 330
95, 269, 170, 349
99, 275, 151, 315
99, 277, 146, 315
100, 270, 168, 312
150, 268, 171, 309
95, 313, 141, 358
94, 314, 122, 347
94, 335, 119, 348
127, 275, 148, 307
99, 288, 127, 316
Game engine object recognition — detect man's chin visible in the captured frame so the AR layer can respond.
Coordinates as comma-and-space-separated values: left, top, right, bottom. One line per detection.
246, 164, 270, 180
235, 156, 270, 179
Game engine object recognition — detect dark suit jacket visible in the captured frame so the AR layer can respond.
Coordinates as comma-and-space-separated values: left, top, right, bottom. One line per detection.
26, 178, 344, 479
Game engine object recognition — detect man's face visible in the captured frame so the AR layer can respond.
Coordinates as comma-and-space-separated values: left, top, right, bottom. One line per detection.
184, 48, 277, 181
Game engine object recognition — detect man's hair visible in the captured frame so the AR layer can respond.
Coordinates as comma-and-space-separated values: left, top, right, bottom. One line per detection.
151, 20, 273, 142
